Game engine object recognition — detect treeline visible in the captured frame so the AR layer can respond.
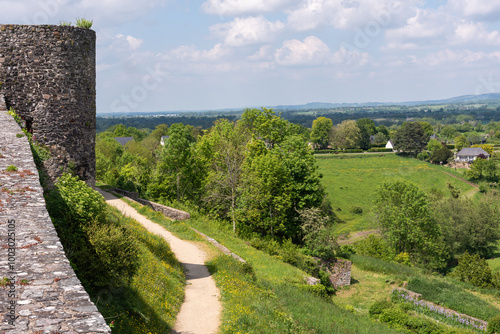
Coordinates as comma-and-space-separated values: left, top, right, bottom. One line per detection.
96, 115, 238, 132
97, 106, 500, 132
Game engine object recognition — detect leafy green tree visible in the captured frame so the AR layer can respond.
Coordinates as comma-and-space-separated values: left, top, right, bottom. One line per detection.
467, 158, 499, 182
240, 108, 291, 149
240, 135, 326, 240
429, 146, 453, 164
198, 119, 249, 233
110, 124, 131, 137
426, 139, 442, 152
376, 125, 389, 138
373, 132, 388, 145
454, 135, 469, 151
451, 251, 493, 288
394, 122, 428, 154
440, 125, 457, 139
418, 121, 434, 137
310, 117, 333, 149
433, 193, 500, 259
467, 131, 482, 145
357, 118, 376, 150
330, 120, 361, 149
374, 179, 446, 270
152, 123, 204, 202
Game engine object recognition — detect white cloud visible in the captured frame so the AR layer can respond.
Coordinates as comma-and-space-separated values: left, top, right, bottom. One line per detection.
169, 43, 230, 62
286, 0, 418, 31
210, 16, 285, 46
417, 49, 500, 67
275, 36, 331, 65
201, 0, 294, 16
448, 0, 500, 21
116, 34, 143, 50
453, 22, 500, 46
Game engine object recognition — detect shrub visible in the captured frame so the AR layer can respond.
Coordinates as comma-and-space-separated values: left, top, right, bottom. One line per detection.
379, 307, 409, 327
349, 206, 363, 214
368, 148, 393, 152
56, 173, 105, 225
6, 165, 18, 172
489, 315, 500, 334
417, 152, 429, 161
451, 251, 493, 288
369, 299, 393, 317
344, 148, 364, 153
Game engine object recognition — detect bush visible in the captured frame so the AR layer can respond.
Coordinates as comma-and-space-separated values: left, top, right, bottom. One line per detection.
446, 144, 455, 149
417, 152, 429, 161
368, 148, 393, 152
369, 299, 393, 317
6, 165, 18, 172
379, 307, 409, 327
56, 173, 105, 225
349, 206, 363, 214
489, 315, 500, 334
451, 251, 493, 288
344, 148, 364, 153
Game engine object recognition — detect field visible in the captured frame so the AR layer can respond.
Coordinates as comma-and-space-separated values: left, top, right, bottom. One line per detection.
316, 154, 476, 236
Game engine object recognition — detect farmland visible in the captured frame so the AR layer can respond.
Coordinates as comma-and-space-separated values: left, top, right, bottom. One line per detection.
316, 154, 477, 236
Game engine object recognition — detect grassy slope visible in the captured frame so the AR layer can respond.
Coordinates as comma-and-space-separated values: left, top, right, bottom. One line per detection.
124, 199, 402, 334
92, 205, 185, 333
316, 154, 475, 236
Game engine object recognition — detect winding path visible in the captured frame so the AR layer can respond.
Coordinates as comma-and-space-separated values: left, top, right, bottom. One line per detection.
97, 189, 221, 334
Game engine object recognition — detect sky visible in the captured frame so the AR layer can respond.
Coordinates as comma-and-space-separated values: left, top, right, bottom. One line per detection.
2, 0, 500, 113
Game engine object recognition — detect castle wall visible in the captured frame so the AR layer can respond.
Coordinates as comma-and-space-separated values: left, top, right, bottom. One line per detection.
0, 24, 96, 187
0, 95, 110, 333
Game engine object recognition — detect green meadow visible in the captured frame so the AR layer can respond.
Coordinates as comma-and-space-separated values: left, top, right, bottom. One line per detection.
316, 154, 476, 236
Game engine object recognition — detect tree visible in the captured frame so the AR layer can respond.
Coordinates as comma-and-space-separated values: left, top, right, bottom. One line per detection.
454, 135, 468, 151
198, 119, 249, 233
310, 117, 333, 149
152, 123, 204, 202
240, 108, 291, 149
393, 122, 428, 154
426, 139, 442, 152
377, 125, 390, 138
418, 121, 434, 137
240, 135, 326, 240
441, 125, 457, 139
467, 158, 499, 182
357, 118, 376, 150
374, 179, 446, 270
433, 194, 500, 259
429, 146, 453, 164
452, 251, 493, 288
330, 120, 361, 149
373, 132, 388, 145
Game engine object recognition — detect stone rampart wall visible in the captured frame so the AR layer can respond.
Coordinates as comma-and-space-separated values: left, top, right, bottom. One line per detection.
0, 24, 96, 187
0, 98, 110, 333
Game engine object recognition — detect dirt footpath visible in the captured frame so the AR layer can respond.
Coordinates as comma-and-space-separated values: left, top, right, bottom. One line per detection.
97, 189, 221, 334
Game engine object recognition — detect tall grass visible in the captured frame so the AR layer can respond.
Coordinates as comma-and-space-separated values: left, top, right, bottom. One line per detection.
350, 254, 423, 279
407, 276, 500, 321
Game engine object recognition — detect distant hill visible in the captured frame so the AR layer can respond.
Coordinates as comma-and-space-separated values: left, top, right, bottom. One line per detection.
97, 93, 500, 117
271, 93, 500, 110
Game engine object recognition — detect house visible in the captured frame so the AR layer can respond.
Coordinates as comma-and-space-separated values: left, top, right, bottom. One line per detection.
430, 134, 438, 140
455, 147, 490, 162
114, 136, 134, 146
160, 135, 170, 146
385, 140, 394, 150
370, 135, 376, 144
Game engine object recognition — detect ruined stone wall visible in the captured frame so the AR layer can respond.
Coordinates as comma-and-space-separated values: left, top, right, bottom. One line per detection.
0, 98, 110, 333
0, 24, 96, 187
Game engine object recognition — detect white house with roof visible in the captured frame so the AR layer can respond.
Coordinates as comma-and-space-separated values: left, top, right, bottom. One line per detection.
160, 135, 170, 146
455, 147, 490, 162
385, 140, 394, 150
